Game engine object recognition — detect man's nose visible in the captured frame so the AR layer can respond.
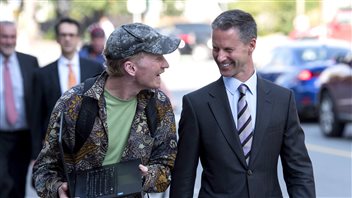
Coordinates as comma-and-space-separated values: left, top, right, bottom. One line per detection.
216, 50, 227, 62
162, 56, 169, 69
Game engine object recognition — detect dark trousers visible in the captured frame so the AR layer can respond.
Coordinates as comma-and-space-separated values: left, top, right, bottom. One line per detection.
0, 130, 31, 198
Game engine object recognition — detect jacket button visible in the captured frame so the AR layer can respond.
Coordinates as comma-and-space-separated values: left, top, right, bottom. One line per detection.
247, 170, 253, 176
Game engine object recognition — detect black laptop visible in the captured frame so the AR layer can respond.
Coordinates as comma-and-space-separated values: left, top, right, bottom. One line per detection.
58, 113, 143, 198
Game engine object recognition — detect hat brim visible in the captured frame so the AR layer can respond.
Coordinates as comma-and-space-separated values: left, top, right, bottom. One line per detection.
144, 35, 180, 55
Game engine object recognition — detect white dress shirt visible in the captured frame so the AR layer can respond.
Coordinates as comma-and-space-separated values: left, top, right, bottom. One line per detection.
58, 53, 81, 94
223, 71, 257, 129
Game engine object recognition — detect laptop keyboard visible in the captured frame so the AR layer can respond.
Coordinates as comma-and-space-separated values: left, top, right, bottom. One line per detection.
86, 166, 117, 197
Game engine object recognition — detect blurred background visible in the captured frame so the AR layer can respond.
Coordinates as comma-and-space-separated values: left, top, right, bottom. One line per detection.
0, 0, 351, 197
0, 0, 350, 62
0, 0, 350, 65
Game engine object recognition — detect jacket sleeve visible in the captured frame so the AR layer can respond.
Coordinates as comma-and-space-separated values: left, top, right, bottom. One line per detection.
280, 90, 316, 197
142, 91, 178, 193
169, 94, 200, 198
32, 108, 66, 198
31, 70, 46, 159
32, 88, 78, 198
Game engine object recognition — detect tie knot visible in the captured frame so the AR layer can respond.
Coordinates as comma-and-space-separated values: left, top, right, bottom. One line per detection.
238, 84, 248, 95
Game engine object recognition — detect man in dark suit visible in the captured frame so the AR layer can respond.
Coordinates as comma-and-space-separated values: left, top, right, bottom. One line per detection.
0, 21, 39, 198
32, 18, 104, 158
170, 10, 315, 198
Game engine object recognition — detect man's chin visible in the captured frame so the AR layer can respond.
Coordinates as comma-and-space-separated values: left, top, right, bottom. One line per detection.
1, 49, 15, 56
219, 68, 233, 77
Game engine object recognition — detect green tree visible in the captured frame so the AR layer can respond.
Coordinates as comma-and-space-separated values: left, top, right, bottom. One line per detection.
227, 0, 319, 35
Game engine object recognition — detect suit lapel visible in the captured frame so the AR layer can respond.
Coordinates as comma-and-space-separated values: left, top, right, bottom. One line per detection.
79, 58, 88, 82
17, 53, 29, 90
249, 77, 272, 166
52, 61, 62, 97
208, 78, 247, 167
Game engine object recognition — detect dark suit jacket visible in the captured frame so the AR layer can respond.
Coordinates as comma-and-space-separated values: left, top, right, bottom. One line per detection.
31, 57, 104, 158
170, 76, 315, 198
14, 52, 40, 129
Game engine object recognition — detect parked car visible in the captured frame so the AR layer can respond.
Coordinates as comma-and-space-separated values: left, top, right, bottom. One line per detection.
257, 39, 351, 120
317, 53, 352, 137
158, 23, 212, 60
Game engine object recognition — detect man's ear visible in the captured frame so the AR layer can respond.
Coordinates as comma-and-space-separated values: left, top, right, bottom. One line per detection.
124, 60, 136, 76
248, 38, 256, 55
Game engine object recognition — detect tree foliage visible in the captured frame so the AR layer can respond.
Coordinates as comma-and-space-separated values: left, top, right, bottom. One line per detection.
227, 0, 319, 35
2, 0, 321, 38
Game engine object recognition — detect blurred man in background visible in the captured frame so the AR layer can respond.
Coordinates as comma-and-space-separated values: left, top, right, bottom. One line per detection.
31, 17, 104, 159
0, 21, 39, 198
79, 24, 106, 65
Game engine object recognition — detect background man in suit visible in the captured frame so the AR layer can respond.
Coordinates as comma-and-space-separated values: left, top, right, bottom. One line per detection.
170, 9, 315, 198
32, 18, 104, 158
0, 21, 39, 198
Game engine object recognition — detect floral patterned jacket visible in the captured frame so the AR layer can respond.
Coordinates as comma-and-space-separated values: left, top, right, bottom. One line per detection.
32, 71, 178, 197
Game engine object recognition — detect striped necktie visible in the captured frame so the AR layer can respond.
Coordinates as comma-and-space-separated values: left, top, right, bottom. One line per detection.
237, 84, 253, 164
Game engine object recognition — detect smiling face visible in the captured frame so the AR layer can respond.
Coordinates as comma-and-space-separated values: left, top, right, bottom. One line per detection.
0, 22, 16, 58
212, 27, 256, 82
131, 52, 169, 89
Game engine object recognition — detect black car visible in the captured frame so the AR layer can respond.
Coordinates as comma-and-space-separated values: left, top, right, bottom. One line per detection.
158, 23, 212, 60
317, 53, 352, 137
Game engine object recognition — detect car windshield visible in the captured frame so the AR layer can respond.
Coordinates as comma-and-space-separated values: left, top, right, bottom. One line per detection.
265, 45, 349, 68
294, 47, 349, 65
295, 47, 327, 63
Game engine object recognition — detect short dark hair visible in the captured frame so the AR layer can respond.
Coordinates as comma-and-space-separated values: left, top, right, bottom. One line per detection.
54, 17, 81, 37
211, 9, 257, 44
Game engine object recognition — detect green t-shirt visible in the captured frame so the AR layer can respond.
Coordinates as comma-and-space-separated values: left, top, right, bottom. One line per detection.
102, 89, 137, 165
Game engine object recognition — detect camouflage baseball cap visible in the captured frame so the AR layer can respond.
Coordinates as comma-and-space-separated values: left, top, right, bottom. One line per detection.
105, 23, 180, 60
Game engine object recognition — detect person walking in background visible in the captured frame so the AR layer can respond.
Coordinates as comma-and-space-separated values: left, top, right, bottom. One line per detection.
170, 9, 315, 198
32, 23, 180, 197
0, 21, 39, 198
31, 17, 104, 159
79, 24, 106, 65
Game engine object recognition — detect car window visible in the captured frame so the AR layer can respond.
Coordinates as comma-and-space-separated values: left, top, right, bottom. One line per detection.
175, 24, 210, 33
267, 48, 293, 66
326, 47, 349, 60
298, 48, 322, 63
295, 46, 349, 64
294, 47, 328, 64
174, 24, 211, 38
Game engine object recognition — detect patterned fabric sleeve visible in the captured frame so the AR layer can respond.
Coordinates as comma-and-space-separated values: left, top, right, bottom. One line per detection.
142, 90, 178, 193
32, 87, 83, 197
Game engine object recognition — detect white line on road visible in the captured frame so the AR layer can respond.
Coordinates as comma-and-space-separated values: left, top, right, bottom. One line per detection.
307, 143, 352, 158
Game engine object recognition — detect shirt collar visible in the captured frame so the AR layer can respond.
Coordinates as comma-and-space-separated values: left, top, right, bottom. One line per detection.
58, 52, 79, 67
223, 70, 257, 95
1, 53, 16, 65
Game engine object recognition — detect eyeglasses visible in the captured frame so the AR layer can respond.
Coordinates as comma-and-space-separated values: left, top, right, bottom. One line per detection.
58, 33, 78, 38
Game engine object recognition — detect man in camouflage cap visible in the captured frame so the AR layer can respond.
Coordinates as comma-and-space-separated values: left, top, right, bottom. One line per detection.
32, 23, 180, 197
